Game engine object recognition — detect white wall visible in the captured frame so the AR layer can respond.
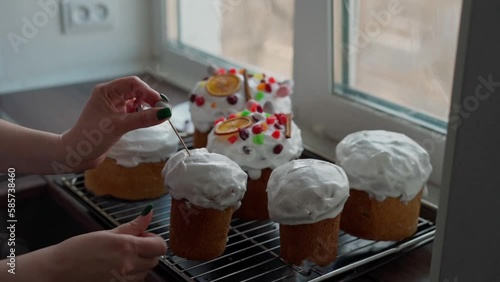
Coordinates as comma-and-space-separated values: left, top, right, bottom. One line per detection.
0, 0, 152, 94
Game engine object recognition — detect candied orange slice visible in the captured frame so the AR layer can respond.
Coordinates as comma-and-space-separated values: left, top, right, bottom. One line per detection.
214, 117, 253, 135
206, 74, 241, 97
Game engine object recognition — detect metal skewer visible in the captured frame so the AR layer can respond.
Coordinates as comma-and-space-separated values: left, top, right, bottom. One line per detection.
168, 119, 191, 156
156, 94, 191, 156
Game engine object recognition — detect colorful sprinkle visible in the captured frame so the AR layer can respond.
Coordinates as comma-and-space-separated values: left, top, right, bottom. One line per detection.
273, 144, 283, 154
252, 115, 259, 122
265, 84, 272, 93
195, 96, 205, 106
228, 113, 237, 119
211, 102, 217, 108
189, 94, 197, 103
266, 116, 277, 125
227, 135, 238, 144
242, 145, 251, 154
255, 92, 265, 101
227, 95, 238, 105
265, 113, 272, 117
252, 124, 264, 134
268, 77, 276, 83
272, 130, 281, 139
253, 134, 265, 145
238, 128, 249, 140
217, 68, 226, 75
257, 83, 266, 91
241, 110, 251, 117
229, 68, 237, 74
274, 123, 283, 130
256, 105, 263, 113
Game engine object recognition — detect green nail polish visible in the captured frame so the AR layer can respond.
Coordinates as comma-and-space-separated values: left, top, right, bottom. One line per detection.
141, 204, 153, 216
160, 93, 170, 103
156, 107, 172, 120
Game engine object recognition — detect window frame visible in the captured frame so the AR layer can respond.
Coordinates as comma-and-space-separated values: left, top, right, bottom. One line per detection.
292, 0, 446, 189
152, 0, 447, 193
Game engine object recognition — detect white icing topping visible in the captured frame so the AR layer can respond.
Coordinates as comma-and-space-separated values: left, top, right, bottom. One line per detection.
206, 112, 303, 180
189, 73, 293, 133
267, 159, 350, 225
162, 148, 247, 210
335, 130, 432, 202
107, 122, 179, 167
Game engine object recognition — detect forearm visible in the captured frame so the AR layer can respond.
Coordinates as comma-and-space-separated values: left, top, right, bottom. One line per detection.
0, 120, 64, 174
0, 246, 57, 282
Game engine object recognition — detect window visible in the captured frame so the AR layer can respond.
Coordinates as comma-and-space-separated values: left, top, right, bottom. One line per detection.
334, 0, 462, 127
165, 0, 295, 78
154, 0, 463, 191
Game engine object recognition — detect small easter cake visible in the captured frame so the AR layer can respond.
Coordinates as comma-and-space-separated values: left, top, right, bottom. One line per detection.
267, 159, 350, 266
189, 65, 293, 148
336, 130, 432, 241
163, 148, 247, 260
85, 121, 179, 200
207, 109, 303, 220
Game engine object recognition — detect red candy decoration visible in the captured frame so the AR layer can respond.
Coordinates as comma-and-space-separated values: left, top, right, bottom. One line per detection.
272, 130, 281, 139
195, 96, 205, 106
275, 113, 287, 125
228, 135, 238, 144
228, 113, 237, 119
273, 144, 283, 154
252, 124, 264, 134
274, 123, 283, 130
250, 103, 258, 112
214, 117, 225, 125
217, 68, 226, 75
189, 94, 197, 103
266, 116, 277, 125
268, 77, 276, 83
256, 105, 263, 113
238, 128, 249, 140
265, 84, 272, 93
229, 68, 237, 74
227, 95, 238, 105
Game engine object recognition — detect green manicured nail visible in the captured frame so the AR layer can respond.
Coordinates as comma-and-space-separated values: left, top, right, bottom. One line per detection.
156, 107, 172, 120
160, 93, 170, 103
141, 204, 153, 216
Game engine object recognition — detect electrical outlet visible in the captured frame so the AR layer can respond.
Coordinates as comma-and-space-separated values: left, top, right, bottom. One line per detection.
60, 0, 117, 33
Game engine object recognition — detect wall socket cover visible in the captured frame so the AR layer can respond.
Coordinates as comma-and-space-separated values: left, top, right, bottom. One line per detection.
60, 0, 117, 33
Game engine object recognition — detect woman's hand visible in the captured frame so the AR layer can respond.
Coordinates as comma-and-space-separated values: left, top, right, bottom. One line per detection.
60, 76, 172, 172
1, 207, 167, 282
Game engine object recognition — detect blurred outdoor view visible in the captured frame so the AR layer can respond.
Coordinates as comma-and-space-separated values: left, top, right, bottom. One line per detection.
170, 0, 462, 122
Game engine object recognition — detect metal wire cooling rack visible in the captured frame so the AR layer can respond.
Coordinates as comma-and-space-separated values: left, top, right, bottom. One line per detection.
58, 172, 436, 282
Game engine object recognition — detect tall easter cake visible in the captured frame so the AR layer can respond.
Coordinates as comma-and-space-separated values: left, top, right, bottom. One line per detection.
85, 121, 179, 200
336, 130, 432, 241
207, 108, 303, 220
189, 66, 293, 148
163, 148, 247, 260
267, 159, 350, 266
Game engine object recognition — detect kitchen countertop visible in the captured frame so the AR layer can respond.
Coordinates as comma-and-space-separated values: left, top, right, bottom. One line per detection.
0, 76, 434, 282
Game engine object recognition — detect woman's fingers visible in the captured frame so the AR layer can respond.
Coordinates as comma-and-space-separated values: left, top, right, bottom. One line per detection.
102, 76, 162, 107
132, 235, 168, 259
117, 106, 171, 132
